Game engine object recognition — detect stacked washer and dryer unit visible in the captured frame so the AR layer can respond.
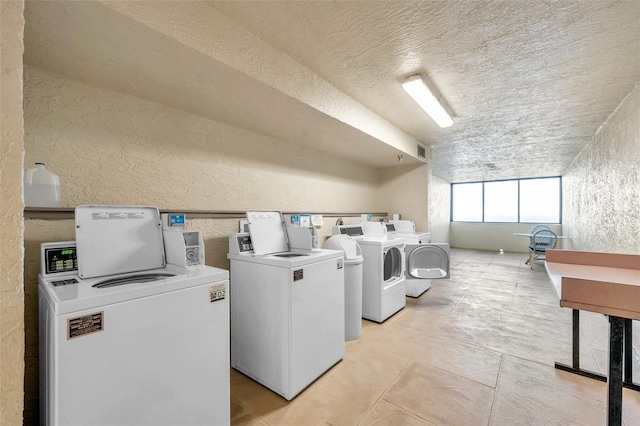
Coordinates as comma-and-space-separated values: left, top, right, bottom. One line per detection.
387, 220, 450, 297
39, 206, 230, 426
227, 211, 345, 400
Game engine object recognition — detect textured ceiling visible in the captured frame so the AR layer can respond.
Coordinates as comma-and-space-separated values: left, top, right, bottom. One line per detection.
23, 1, 639, 182
211, 0, 640, 182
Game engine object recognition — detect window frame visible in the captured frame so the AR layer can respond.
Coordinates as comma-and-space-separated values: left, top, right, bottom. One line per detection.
450, 176, 562, 224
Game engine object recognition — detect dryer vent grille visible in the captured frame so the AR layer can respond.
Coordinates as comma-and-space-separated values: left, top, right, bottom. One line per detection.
417, 144, 426, 160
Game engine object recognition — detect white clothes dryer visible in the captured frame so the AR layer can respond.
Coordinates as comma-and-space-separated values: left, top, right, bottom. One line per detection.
39, 206, 230, 426
228, 211, 345, 400
404, 243, 450, 295
386, 221, 450, 297
333, 224, 406, 322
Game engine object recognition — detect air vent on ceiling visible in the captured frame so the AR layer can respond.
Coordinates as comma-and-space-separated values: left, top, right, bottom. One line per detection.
417, 144, 426, 160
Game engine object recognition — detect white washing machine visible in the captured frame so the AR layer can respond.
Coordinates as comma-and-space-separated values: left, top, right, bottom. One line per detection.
387, 220, 432, 244
227, 211, 345, 400
39, 206, 230, 426
387, 220, 450, 297
333, 223, 406, 322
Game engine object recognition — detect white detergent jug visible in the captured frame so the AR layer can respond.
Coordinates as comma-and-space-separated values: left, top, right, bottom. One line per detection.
24, 162, 60, 207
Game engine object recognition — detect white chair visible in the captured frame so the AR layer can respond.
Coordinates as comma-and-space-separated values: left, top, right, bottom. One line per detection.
527, 229, 557, 269
531, 224, 552, 234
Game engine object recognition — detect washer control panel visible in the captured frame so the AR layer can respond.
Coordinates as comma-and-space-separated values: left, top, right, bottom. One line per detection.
228, 233, 253, 254
339, 226, 364, 237
162, 213, 186, 231
41, 241, 78, 278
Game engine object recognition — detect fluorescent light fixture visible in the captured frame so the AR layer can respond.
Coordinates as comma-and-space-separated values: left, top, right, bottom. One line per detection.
402, 75, 453, 128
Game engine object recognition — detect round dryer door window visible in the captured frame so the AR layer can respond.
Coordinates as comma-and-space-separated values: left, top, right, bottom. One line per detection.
383, 247, 402, 282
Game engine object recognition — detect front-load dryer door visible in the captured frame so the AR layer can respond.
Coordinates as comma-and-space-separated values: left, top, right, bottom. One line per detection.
407, 244, 450, 279
382, 246, 405, 294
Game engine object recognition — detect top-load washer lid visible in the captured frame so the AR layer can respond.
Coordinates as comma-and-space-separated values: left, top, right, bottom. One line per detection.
75, 206, 165, 279
361, 222, 387, 237
246, 210, 290, 256
390, 220, 416, 233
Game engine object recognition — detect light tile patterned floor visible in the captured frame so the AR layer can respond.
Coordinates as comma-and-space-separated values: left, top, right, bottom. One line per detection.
230, 249, 640, 425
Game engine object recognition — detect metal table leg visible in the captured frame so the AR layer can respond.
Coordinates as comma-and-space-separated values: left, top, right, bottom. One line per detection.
607, 316, 624, 426
555, 309, 607, 382
624, 319, 632, 384
623, 319, 640, 392
554, 311, 640, 393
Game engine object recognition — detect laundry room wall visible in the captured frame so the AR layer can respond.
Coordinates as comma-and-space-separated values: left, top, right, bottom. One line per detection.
24, 67, 381, 212
428, 174, 451, 244
0, 1, 25, 424
21, 66, 383, 423
378, 163, 429, 231
562, 83, 640, 255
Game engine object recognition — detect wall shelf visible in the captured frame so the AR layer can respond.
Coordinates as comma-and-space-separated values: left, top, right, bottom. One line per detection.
24, 207, 388, 221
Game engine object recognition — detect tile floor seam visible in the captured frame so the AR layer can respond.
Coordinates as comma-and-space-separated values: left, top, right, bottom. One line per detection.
397, 328, 506, 366
232, 371, 310, 425
356, 359, 415, 425
509, 302, 574, 316
409, 356, 500, 391
499, 352, 580, 375
388, 323, 445, 342
433, 330, 577, 369
375, 398, 439, 426
229, 396, 252, 423
443, 316, 575, 345
487, 354, 506, 426
368, 326, 504, 388
433, 321, 571, 344
252, 414, 269, 426
375, 359, 495, 425
582, 327, 606, 375
510, 282, 517, 303
454, 300, 567, 317
441, 303, 577, 339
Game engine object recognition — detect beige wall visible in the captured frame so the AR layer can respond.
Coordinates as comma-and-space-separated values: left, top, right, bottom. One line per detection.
428, 174, 450, 244
24, 67, 380, 212
0, 2, 25, 425
563, 84, 640, 254
379, 164, 429, 231
450, 223, 565, 253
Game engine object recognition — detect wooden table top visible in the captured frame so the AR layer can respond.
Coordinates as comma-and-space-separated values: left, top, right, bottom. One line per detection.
545, 250, 640, 320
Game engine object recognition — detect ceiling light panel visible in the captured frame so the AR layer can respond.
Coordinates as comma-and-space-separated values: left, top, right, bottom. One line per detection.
402, 75, 453, 128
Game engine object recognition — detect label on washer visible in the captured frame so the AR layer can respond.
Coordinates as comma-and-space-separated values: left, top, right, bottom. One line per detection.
293, 269, 303, 281
68, 312, 103, 339
209, 283, 226, 302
